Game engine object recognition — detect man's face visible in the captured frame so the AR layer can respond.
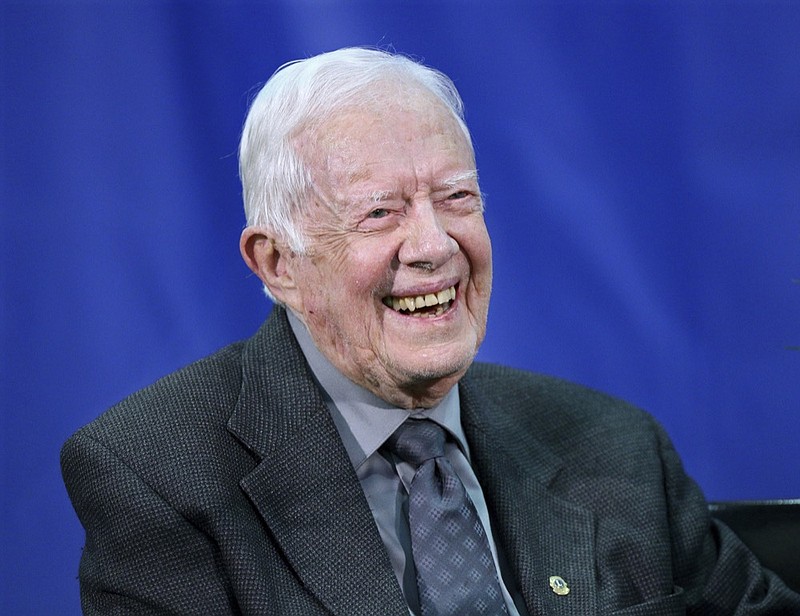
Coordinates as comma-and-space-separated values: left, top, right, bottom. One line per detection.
284, 94, 492, 408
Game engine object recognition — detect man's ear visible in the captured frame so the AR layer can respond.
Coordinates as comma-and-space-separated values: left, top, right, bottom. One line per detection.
239, 227, 299, 306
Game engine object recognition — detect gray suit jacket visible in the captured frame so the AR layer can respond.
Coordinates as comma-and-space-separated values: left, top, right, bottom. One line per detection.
62, 307, 800, 615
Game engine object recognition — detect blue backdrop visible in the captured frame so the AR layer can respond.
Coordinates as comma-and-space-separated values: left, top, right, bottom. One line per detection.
2, 2, 798, 613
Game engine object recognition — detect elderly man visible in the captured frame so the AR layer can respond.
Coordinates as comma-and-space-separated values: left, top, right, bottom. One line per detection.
62, 48, 799, 615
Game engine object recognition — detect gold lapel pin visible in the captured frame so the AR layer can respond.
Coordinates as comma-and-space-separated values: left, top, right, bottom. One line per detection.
549, 575, 570, 596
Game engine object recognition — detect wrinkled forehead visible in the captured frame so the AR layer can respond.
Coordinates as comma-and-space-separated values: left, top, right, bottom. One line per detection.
292, 86, 474, 183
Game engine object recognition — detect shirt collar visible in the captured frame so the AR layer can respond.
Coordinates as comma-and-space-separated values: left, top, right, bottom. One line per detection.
286, 310, 470, 469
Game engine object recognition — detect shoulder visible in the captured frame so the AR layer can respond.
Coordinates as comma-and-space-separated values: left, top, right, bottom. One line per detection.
462, 363, 691, 537
464, 361, 652, 420
61, 336, 266, 526
80, 339, 247, 441
462, 362, 666, 459
61, 337, 254, 494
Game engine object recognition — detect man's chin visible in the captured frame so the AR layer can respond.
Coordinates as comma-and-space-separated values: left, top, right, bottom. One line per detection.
387, 352, 474, 392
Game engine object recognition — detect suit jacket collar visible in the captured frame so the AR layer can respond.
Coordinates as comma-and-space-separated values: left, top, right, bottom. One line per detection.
227, 307, 407, 616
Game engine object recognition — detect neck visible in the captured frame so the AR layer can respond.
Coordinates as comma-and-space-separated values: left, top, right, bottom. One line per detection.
360, 372, 461, 410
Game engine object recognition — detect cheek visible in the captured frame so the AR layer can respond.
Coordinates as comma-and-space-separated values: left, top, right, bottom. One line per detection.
293, 262, 336, 319
342, 240, 399, 293
299, 256, 380, 320
453, 219, 492, 274
474, 232, 493, 271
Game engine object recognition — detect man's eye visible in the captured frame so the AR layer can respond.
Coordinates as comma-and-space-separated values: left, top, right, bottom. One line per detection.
448, 191, 470, 200
368, 208, 390, 219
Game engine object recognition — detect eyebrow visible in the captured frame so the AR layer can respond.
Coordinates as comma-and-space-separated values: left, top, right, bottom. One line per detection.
442, 170, 479, 187
367, 189, 393, 203
362, 170, 480, 203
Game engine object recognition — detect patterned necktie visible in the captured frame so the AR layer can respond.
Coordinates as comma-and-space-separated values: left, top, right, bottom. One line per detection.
386, 419, 509, 616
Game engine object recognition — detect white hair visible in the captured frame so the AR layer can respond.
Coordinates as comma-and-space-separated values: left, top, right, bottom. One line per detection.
238, 47, 474, 253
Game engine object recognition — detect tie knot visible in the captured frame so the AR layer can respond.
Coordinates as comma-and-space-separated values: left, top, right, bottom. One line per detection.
386, 419, 446, 467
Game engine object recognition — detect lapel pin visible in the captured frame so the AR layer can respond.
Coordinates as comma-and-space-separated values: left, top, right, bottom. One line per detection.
549, 575, 570, 596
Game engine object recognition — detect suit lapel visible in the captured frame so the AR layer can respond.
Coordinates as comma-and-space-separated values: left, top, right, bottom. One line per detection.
460, 372, 598, 616
224, 309, 600, 614
228, 308, 406, 616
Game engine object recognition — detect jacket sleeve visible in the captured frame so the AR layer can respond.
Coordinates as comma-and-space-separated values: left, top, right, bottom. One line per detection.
61, 430, 235, 615
655, 421, 800, 615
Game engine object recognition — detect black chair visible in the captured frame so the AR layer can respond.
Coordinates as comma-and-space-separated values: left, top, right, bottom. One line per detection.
709, 500, 800, 593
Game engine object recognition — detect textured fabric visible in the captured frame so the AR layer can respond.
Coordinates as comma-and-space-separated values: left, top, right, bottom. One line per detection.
387, 420, 509, 616
61, 306, 800, 615
288, 310, 525, 615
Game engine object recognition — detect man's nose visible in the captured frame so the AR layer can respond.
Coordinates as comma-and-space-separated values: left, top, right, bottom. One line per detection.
397, 201, 458, 270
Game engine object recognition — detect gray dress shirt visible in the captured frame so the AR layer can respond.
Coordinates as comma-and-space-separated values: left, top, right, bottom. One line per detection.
287, 312, 526, 616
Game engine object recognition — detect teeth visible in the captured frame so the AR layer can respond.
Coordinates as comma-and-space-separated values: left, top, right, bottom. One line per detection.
382, 285, 457, 315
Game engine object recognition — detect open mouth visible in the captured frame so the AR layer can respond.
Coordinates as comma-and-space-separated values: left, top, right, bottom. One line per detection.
382, 285, 456, 318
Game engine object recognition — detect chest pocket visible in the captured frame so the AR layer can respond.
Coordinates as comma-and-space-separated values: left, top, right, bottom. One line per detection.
610, 586, 685, 615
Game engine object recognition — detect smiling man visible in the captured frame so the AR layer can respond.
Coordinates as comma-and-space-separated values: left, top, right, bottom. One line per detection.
62, 48, 800, 615
239, 78, 492, 410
